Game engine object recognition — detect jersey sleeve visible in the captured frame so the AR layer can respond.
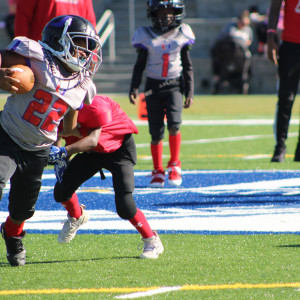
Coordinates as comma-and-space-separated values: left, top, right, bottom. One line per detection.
80, 96, 113, 128
180, 23, 196, 48
6, 37, 45, 61
83, 80, 96, 105
132, 27, 148, 50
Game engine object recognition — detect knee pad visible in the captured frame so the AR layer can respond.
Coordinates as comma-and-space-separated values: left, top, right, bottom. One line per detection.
54, 183, 71, 203
115, 192, 137, 220
168, 123, 180, 132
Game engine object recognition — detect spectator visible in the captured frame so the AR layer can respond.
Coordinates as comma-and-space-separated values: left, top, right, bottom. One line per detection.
249, 4, 284, 56
3, 0, 16, 40
211, 10, 253, 94
248, 5, 268, 55
220, 10, 253, 49
14, 0, 96, 42
48, 95, 164, 259
267, 0, 300, 162
0, 15, 102, 267
129, 0, 195, 188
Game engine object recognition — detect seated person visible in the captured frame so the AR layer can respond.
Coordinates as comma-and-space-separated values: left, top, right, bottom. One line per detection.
211, 10, 253, 94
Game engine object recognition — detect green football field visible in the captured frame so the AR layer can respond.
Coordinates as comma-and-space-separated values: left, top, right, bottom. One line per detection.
0, 94, 299, 299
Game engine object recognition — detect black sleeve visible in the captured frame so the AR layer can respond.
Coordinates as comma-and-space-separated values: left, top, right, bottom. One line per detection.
181, 45, 194, 98
129, 48, 148, 94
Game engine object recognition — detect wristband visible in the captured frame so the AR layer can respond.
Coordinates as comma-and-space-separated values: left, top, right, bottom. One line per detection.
267, 29, 277, 34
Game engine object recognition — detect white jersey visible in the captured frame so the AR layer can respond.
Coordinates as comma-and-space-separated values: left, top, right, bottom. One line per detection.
132, 24, 195, 80
0, 37, 96, 151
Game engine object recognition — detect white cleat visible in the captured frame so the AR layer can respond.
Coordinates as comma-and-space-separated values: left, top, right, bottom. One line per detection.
139, 231, 164, 259
58, 204, 89, 244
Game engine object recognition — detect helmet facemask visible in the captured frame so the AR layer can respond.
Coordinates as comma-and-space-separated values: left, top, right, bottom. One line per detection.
58, 31, 102, 76
155, 7, 176, 32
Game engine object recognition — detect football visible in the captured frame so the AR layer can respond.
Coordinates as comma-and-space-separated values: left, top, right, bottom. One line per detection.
9, 65, 35, 94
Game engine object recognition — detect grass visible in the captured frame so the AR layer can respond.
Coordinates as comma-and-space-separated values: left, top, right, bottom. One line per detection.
0, 93, 300, 299
0, 234, 299, 299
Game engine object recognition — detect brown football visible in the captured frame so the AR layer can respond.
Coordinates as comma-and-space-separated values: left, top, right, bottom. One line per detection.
9, 65, 35, 94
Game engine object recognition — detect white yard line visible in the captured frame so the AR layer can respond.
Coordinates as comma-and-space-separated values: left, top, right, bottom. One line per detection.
133, 119, 300, 126
136, 133, 298, 148
115, 286, 181, 299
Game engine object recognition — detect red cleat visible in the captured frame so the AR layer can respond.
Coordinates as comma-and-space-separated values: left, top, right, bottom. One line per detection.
167, 161, 182, 187
150, 170, 165, 188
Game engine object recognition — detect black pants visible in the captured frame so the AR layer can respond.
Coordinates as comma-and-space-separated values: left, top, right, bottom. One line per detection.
145, 77, 183, 141
54, 134, 137, 220
275, 41, 300, 148
0, 124, 49, 221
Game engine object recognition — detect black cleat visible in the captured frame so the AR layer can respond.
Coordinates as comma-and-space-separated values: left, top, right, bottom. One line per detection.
1, 223, 26, 267
271, 146, 286, 162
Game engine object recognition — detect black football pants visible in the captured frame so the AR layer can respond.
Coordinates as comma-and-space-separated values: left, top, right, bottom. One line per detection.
275, 41, 300, 148
54, 134, 138, 220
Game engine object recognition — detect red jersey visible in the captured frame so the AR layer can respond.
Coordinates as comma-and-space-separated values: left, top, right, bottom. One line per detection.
14, 0, 96, 42
64, 95, 138, 153
282, 0, 300, 44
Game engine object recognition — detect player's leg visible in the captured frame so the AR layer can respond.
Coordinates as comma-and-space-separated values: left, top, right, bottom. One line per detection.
0, 154, 25, 267
146, 87, 166, 187
272, 42, 300, 162
53, 152, 99, 243
1, 147, 48, 266
106, 135, 163, 258
165, 87, 183, 186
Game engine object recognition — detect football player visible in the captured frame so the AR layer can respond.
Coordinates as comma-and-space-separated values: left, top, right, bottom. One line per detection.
129, 0, 195, 188
48, 95, 164, 259
0, 15, 102, 266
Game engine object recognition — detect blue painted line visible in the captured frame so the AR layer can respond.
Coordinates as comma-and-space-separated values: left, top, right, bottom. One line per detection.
1, 170, 300, 234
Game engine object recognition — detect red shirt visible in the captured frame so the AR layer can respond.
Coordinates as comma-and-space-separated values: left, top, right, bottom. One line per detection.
64, 95, 138, 153
14, 0, 96, 42
282, 0, 300, 44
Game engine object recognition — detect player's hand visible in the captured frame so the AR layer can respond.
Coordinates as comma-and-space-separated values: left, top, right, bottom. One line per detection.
129, 88, 138, 105
184, 97, 193, 108
266, 34, 279, 65
48, 145, 67, 164
54, 159, 68, 183
0, 68, 20, 94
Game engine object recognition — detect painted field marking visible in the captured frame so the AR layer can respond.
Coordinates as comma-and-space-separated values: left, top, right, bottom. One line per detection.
136, 133, 298, 148
138, 153, 298, 160
133, 119, 300, 126
1, 282, 300, 297
2, 169, 300, 234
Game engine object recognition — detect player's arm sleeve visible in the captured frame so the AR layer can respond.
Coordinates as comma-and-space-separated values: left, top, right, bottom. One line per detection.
129, 48, 148, 93
14, 0, 37, 37
267, 0, 283, 29
181, 45, 194, 99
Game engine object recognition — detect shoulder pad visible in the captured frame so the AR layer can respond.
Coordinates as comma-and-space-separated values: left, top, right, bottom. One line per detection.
180, 23, 196, 46
132, 26, 152, 49
7, 37, 45, 61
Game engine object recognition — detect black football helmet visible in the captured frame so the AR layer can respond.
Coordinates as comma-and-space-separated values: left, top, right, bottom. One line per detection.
39, 15, 102, 76
147, 0, 185, 32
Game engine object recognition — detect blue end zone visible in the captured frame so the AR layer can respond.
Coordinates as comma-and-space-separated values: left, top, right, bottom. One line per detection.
1, 170, 300, 234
